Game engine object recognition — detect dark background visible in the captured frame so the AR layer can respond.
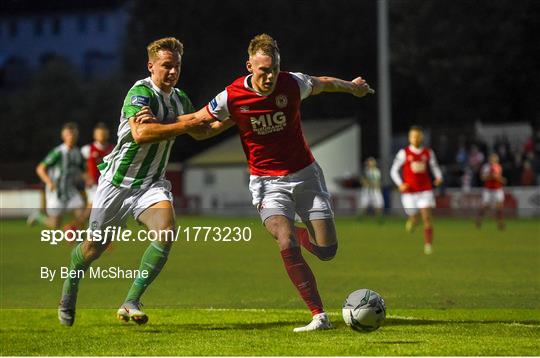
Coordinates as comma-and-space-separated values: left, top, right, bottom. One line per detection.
1, 0, 539, 181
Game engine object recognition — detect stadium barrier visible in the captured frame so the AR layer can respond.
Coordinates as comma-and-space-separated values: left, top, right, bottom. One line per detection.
1, 186, 539, 218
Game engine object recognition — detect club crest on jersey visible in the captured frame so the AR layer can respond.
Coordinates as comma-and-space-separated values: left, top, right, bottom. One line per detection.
131, 95, 150, 106
240, 105, 250, 112
275, 94, 288, 108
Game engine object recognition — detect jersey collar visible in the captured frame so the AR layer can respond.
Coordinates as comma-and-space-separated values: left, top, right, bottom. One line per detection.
148, 77, 173, 97
408, 145, 424, 154
244, 74, 274, 97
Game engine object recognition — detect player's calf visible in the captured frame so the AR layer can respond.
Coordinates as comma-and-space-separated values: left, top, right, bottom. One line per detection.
295, 226, 338, 261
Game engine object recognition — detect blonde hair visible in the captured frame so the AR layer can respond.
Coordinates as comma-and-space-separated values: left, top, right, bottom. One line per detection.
147, 37, 184, 60
248, 34, 279, 58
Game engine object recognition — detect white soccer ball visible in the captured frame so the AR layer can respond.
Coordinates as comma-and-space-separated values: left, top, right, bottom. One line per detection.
342, 288, 386, 332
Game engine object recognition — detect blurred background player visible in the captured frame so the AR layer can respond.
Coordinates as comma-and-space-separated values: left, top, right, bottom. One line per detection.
81, 122, 114, 207
476, 153, 506, 230
136, 33, 375, 331
27, 122, 86, 229
57, 37, 212, 326
390, 126, 443, 255
359, 157, 384, 221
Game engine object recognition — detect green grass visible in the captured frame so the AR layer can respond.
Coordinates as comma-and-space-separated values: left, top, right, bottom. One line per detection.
1, 216, 539, 355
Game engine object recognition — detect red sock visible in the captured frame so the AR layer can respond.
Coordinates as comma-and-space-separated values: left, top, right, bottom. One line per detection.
424, 227, 433, 245
295, 227, 314, 252
280, 246, 324, 315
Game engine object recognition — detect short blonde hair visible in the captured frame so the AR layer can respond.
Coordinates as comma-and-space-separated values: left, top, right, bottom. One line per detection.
248, 33, 279, 58
147, 37, 184, 60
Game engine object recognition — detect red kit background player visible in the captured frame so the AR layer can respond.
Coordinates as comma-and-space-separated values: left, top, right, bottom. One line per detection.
476, 153, 506, 230
390, 126, 443, 255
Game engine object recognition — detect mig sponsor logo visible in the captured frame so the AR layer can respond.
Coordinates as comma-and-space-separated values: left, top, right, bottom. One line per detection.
250, 112, 287, 135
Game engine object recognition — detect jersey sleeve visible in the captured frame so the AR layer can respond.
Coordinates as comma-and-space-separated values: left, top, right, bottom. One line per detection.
41, 148, 61, 168
81, 145, 90, 159
290, 72, 314, 100
206, 89, 230, 121
429, 149, 443, 180
122, 85, 154, 119
480, 163, 491, 178
390, 149, 406, 186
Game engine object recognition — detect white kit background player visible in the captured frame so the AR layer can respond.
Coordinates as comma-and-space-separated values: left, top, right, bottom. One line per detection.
359, 157, 385, 219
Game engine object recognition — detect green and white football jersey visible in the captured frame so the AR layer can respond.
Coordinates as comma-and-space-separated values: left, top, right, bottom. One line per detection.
41, 144, 85, 201
100, 77, 195, 189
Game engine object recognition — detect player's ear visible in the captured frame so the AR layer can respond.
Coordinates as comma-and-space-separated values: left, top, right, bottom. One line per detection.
147, 61, 153, 74
246, 60, 253, 73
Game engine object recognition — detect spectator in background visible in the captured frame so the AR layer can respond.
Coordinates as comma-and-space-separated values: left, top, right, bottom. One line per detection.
455, 137, 468, 168
359, 157, 384, 220
468, 144, 485, 186
520, 158, 536, 186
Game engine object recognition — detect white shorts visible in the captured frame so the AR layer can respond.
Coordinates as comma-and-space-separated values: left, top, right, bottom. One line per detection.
249, 162, 334, 223
401, 190, 435, 216
360, 188, 384, 209
45, 190, 85, 217
482, 188, 504, 206
89, 178, 173, 231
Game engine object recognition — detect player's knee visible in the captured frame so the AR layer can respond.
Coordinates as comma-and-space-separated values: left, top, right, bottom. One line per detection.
314, 243, 338, 261
84, 241, 108, 260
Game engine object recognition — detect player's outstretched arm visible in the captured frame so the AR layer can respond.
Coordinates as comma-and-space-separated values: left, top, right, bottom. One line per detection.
310, 76, 375, 97
188, 117, 236, 141
129, 107, 215, 144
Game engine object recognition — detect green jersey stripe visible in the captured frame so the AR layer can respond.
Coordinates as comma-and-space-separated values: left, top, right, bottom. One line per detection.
152, 140, 172, 183
131, 143, 159, 189
111, 141, 140, 186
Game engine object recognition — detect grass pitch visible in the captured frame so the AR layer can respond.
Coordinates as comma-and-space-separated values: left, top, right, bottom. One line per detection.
1, 216, 539, 355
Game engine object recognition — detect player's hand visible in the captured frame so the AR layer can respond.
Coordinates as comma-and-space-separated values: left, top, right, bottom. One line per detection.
47, 182, 56, 192
434, 177, 443, 187
351, 76, 375, 97
398, 183, 409, 192
134, 106, 158, 123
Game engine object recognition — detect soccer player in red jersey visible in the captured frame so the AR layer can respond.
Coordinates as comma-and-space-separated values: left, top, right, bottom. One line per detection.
390, 126, 443, 255
81, 123, 114, 203
476, 153, 506, 230
133, 34, 374, 331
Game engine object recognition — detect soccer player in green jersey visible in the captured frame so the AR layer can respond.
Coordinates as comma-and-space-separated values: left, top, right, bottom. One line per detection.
58, 37, 213, 326
27, 122, 86, 229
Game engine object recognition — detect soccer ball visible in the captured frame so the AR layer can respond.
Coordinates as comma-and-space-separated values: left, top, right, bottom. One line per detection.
342, 289, 386, 332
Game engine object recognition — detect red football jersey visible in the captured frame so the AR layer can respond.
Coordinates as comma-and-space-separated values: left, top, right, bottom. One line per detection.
82, 142, 114, 183
207, 72, 315, 176
481, 163, 504, 189
401, 146, 434, 192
